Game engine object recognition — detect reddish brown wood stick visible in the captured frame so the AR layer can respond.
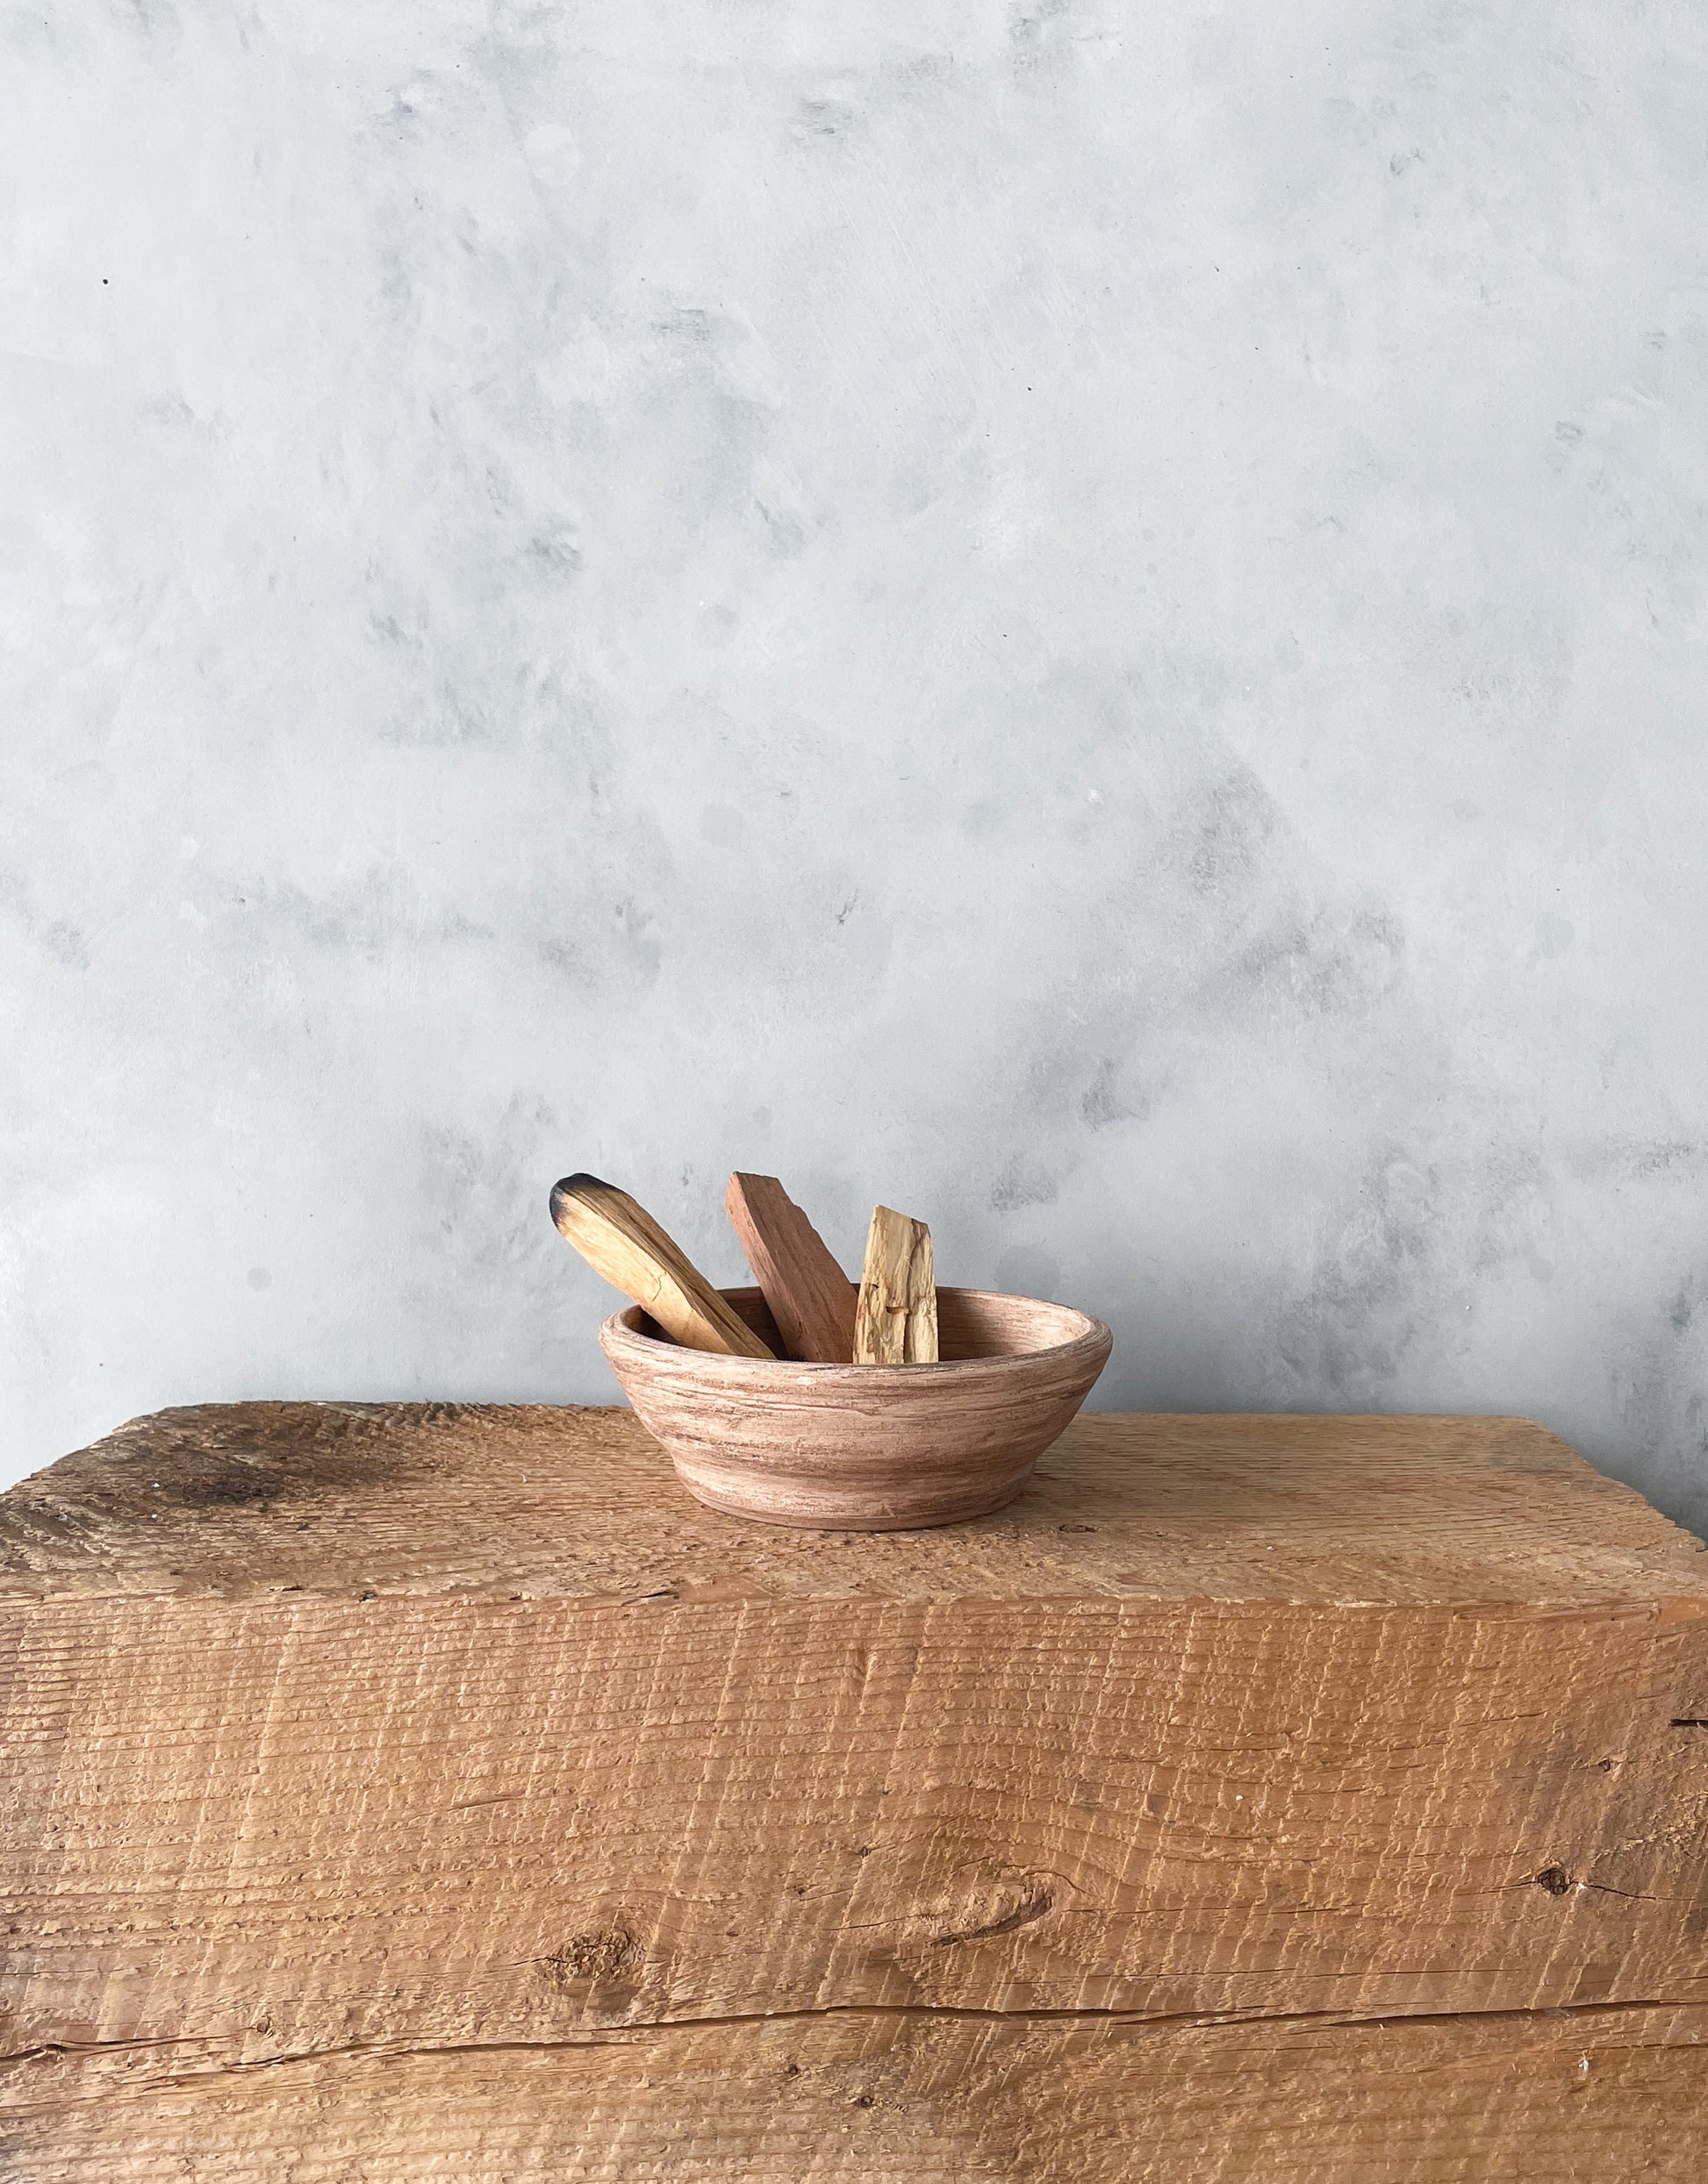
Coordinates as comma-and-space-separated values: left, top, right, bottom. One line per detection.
724, 1172, 857, 1364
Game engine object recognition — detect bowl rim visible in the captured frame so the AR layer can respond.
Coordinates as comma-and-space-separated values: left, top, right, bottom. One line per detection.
599, 1283, 1113, 1381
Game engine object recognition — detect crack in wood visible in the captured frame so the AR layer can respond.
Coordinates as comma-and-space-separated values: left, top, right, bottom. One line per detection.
931, 1887, 1055, 1946
4, 1991, 1697, 2085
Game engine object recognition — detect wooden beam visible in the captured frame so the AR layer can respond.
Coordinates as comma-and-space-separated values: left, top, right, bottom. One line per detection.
6, 1405, 1708, 2177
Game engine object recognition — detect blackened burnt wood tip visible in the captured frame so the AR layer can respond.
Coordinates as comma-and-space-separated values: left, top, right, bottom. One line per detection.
550, 1174, 609, 1228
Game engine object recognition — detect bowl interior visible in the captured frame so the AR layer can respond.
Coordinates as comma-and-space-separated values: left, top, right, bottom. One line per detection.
622, 1285, 1100, 1365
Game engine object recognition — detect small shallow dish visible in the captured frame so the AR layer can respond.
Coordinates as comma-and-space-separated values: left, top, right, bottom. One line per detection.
599, 1285, 1113, 1530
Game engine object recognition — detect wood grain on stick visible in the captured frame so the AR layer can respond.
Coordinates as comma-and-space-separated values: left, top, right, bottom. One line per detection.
549, 1172, 773, 1359
853, 1205, 938, 1364
723, 1172, 856, 1363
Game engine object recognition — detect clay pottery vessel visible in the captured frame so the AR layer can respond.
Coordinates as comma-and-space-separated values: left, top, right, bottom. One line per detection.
599, 1285, 1112, 1530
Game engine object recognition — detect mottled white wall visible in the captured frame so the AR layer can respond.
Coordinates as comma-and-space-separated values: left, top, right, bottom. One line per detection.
4, 2, 1707, 1531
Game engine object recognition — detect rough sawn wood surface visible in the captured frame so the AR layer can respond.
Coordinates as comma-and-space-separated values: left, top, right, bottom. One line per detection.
3, 1402, 1707, 2180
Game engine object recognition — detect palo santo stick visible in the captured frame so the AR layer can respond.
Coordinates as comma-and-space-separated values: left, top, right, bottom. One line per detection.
852, 1205, 938, 1364
725, 1172, 857, 1364
549, 1173, 774, 1359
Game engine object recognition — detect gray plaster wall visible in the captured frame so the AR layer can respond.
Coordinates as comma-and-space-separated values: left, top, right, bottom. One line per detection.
4, 4, 1707, 1532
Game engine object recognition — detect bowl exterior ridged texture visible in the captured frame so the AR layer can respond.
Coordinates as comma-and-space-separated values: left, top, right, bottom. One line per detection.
599, 1286, 1113, 1530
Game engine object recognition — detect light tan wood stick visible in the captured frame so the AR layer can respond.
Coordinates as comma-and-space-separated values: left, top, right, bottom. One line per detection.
549, 1173, 774, 1358
725, 1172, 857, 1364
852, 1204, 938, 1364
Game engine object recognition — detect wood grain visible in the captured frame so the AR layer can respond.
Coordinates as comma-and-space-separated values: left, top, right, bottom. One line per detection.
854, 1206, 938, 1364
2, 1405, 1704, 1607
5, 1589, 1707, 2052
549, 1173, 772, 1359
724, 1172, 856, 1364
4, 1406, 1708, 2177
6, 2004, 1706, 2180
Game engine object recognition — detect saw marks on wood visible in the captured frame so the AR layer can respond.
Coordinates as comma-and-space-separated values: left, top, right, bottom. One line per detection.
5, 1406, 1708, 2177
4, 1591, 1708, 2051
2, 1405, 1704, 1608
4, 2002, 1707, 2181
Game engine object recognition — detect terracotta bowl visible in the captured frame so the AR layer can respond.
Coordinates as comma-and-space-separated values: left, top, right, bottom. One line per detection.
599, 1285, 1113, 1530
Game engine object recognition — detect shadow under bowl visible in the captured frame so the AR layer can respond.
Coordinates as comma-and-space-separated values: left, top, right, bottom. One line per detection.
599, 1285, 1113, 1531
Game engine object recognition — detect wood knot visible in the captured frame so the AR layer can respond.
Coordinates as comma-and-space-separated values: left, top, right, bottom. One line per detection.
1534, 1865, 1573, 1897
541, 1927, 640, 1988
933, 1882, 1055, 1947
